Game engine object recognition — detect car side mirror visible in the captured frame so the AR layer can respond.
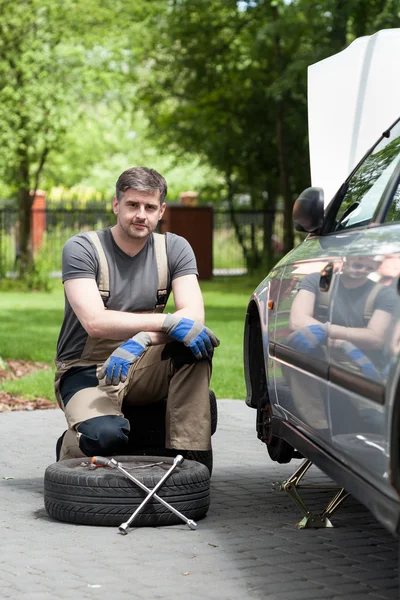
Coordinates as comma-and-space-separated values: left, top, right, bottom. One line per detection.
293, 187, 325, 233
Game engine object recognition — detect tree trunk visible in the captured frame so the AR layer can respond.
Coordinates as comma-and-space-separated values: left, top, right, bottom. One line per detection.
263, 188, 277, 268
16, 151, 34, 277
273, 28, 293, 255
276, 99, 294, 253
330, 0, 349, 51
249, 187, 262, 269
225, 173, 252, 268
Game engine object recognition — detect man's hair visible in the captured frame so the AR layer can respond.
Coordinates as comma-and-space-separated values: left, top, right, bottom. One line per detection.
115, 167, 168, 203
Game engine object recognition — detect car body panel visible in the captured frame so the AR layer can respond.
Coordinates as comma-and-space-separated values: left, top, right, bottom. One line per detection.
327, 225, 400, 491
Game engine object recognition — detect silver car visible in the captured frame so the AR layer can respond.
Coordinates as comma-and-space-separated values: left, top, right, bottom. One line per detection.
244, 116, 400, 534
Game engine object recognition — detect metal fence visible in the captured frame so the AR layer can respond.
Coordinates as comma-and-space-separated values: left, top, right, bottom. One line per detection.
213, 209, 284, 273
0, 207, 284, 277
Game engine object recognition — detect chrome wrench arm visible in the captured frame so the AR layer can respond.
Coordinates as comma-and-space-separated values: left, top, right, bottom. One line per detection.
91, 456, 197, 533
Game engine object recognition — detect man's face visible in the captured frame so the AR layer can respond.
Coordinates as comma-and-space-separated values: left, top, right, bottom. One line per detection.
342, 257, 378, 286
113, 189, 166, 240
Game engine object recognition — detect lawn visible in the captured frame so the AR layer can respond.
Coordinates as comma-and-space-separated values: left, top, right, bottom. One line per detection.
0, 273, 263, 402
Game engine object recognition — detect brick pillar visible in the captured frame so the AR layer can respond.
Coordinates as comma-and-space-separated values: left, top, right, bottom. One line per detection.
179, 191, 198, 206
30, 190, 46, 254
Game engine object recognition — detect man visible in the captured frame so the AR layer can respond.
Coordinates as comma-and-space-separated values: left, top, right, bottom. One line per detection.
54, 166, 219, 461
288, 256, 395, 378
279, 256, 395, 431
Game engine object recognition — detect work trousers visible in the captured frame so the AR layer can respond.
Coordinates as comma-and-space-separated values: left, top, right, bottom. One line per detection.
54, 343, 211, 461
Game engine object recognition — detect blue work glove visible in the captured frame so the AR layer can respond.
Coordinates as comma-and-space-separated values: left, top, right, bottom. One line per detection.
98, 332, 152, 386
162, 314, 220, 360
287, 323, 328, 352
340, 341, 382, 381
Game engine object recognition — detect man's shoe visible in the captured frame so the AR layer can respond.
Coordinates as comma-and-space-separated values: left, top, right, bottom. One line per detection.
56, 431, 67, 461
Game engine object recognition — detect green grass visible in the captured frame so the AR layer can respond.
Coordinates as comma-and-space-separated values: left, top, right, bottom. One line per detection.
0, 284, 64, 362
0, 368, 56, 400
0, 273, 263, 401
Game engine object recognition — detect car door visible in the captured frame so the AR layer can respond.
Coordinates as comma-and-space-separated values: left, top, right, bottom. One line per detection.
264, 267, 285, 406
273, 243, 344, 446
325, 118, 400, 487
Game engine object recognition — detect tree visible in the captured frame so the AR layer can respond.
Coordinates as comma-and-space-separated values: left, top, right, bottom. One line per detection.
41, 104, 221, 204
135, 0, 400, 262
0, 0, 145, 276
136, 0, 310, 262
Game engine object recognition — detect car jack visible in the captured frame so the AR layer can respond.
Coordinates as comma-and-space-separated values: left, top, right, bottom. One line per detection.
272, 458, 349, 528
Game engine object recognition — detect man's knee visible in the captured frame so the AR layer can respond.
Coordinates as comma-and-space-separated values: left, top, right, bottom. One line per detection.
77, 415, 130, 456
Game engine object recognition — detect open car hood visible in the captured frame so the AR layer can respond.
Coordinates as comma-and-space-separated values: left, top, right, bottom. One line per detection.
308, 28, 400, 205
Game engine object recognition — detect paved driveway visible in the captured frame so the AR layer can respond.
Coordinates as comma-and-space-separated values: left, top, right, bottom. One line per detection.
0, 400, 398, 600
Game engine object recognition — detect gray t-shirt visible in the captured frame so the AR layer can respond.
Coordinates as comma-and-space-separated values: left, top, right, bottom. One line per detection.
299, 272, 395, 327
56, 228, 198, 361
299, 271, 395, 366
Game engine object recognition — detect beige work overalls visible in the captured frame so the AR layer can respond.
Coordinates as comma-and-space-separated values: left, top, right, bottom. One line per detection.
54, 232, 211, 460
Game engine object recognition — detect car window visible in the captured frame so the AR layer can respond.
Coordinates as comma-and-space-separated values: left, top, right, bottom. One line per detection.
384, 181, 400, 223
334, 121, 400, 231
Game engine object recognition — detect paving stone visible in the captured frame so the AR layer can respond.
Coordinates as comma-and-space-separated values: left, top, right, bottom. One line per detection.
331, 595, 389, 600
0, 401, 399, 600
265, 587, 336, 600
325, 582, 382, 594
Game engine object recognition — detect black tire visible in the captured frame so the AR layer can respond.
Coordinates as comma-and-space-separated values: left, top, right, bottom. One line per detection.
128, 445, 214, 476
267, 437, 294, 464
258, 400, 294, 464
44, 455, 210, 527
209, 390, 218, 436
186, 449, 213, 475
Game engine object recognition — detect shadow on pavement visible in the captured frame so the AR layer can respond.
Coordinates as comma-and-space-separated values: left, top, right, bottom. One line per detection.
207, 465, 399, 600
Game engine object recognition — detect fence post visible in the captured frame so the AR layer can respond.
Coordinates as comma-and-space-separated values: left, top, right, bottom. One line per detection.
160, 204, 213, 280
31, 190, 46, 254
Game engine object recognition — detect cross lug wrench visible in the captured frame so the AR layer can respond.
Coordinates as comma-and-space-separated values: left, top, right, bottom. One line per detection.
91, 456, 197, 534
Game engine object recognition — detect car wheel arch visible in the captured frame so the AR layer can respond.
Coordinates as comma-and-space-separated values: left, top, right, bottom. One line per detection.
245, 299, 269, 409
389, 373, 400, 496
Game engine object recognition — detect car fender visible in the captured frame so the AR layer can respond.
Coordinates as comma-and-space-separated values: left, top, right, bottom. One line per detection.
386, 356, 400, 499
244, 279, 273, 409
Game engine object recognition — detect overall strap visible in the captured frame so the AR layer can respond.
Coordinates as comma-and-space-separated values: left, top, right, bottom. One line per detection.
364, 283, 384, 323
153, 232, 168, 313
86, 231, 110, 305
315, 286, 330, 322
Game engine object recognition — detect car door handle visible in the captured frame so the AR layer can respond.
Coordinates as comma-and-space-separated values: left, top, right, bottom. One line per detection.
319, 263, 334, 292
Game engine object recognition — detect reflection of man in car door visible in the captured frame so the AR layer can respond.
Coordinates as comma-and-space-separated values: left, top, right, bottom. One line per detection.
288, 256, 395, 379
282, 256, 395, 431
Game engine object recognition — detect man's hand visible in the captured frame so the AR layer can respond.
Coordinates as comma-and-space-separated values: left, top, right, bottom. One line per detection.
98, 332, 152, 386
162, 314, 220, 360
339, 341, 381, 381
287, 323, 328, 352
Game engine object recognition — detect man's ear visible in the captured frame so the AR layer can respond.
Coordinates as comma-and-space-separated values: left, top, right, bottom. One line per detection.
112, 196, 119, 215
159, 202, 166, 219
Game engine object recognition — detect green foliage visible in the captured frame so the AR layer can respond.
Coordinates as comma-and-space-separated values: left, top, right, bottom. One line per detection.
137, 0, 313, 192
43, 106, 222, 203
22, 259, 55, 293
0, 0, 151, 272
135, 0, 400, 259
1, 0, 399, 276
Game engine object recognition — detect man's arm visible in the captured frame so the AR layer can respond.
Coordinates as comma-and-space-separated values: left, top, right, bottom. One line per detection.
64, 274, 205, 342
95, 274, 217, 384
171, 273, 204, 321
289, 289, 320, 330
330, 309, 392, 350
137, 274, 205, 345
